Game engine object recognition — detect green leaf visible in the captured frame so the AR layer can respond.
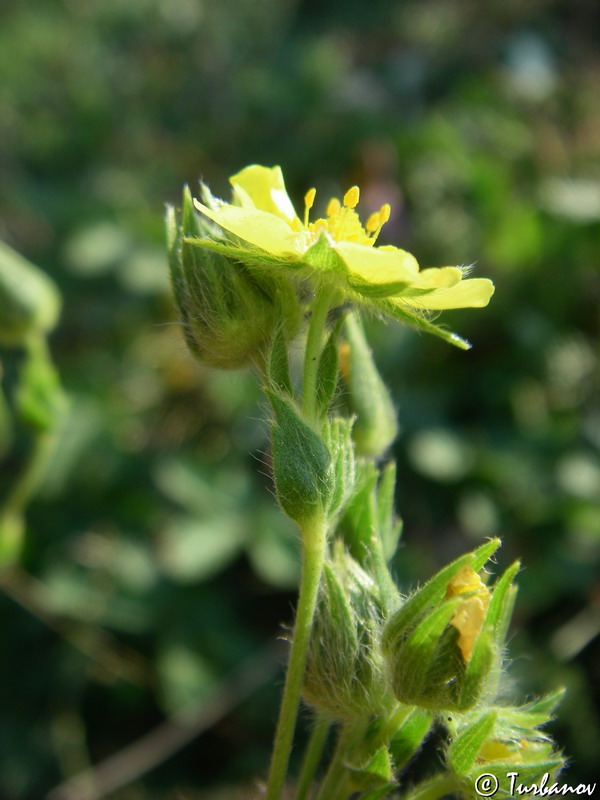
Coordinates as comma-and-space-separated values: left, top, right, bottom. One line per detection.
447, 710, 496, 774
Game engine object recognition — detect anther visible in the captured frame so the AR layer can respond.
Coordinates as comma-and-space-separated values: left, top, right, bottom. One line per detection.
304, 188, 316, 211
379, 203, 391, 224
343, 186, 360, 208
365, 212, 380, 233
304, 188, 316, 227
326, 197, 341, 217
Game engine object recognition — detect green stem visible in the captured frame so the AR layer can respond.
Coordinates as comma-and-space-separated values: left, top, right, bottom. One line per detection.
265, 515, 328, 800
2, 428, 55, 517
294, 714, 330, 800
314, 721, 366, 800
302, 287, 337, 423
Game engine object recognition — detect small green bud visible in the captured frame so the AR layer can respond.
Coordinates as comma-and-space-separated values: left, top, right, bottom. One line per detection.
267, 389, 332, 524
447, 699, 566, 794
341, 314, 397, 458
0, 241, 61, 347
303, 544, 393, 720
167, 188, 281, 370
382, 541, 518, 712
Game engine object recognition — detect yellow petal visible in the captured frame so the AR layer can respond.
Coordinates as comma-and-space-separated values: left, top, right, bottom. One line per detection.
398, 278, 495, 310
193, 200, 303, 256
229, 165, 298, 223
415, 267, 463, 290
334, 241, 421, 285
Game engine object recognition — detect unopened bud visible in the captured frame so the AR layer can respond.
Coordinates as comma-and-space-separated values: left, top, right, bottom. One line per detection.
267, 389, 333, 525
167, 187, 279, 370
383, 540, 518, 712
303, 544, 392, 720
0, 241, 61, 347
341, 314, 397, 458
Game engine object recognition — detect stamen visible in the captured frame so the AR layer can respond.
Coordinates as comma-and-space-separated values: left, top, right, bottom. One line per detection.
326, 197, 341, 217
304, 187, 316, 227
369, 203, 392, 243
379, 203, 391, 224
365, 211, 380, 233
343, 186, 360, 208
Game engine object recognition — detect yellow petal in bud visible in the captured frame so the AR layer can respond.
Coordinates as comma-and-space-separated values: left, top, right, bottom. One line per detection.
343, 185, 360, 208
446, 566, 490, 662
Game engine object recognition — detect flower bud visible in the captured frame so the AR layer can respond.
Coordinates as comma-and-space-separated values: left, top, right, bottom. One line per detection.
0, 241, 61, 347
303, 544, 393, 720
341, 314, 398, 458
382, 540, 518, 712
446, 694, 566, 793
166, 187, 280, 370
267, 389, 333, 525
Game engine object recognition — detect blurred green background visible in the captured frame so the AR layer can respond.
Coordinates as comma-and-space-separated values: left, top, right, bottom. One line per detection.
1, 0, 599, 797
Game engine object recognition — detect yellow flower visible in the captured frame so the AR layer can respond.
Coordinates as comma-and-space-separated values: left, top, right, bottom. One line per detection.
190, 164, 495, 348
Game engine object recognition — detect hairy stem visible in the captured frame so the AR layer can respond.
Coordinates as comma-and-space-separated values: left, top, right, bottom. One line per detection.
294, 714, 330, 800
314, 721, 366, 800
265, 515, 328, 800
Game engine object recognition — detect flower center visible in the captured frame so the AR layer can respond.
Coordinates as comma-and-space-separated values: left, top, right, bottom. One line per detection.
294, 185, 391, 247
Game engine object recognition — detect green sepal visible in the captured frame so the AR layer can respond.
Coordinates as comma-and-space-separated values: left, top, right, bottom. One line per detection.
447, 710, 497, 775
322, 416, 356, 518
376, 461, 402, 562
457, 628, 496, 710
388, 707, 433, 768
302, 233, 348, 277
267, 326, 293, 395
343, 314, 398, 458
522, 688, 566, 718
315, 317, 343, 416
390, 598, 462, 704
266, 389, 332, 524
182, 236, 292, 274
341, 460, 379, 564
346, 746, 394, 792
374, 296, 472, 351
348, 277, 411, 299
